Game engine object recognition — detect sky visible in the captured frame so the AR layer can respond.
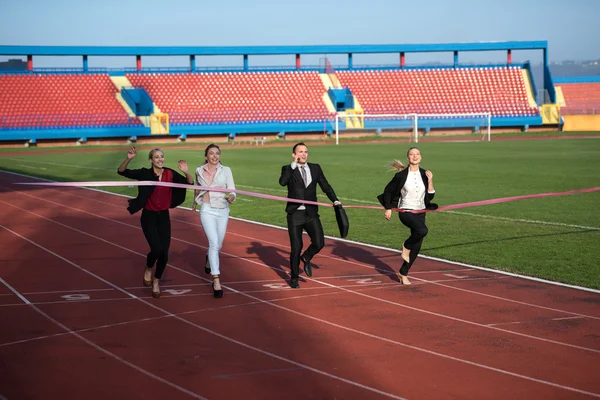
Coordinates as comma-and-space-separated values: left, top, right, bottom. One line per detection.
0, 0, 598, 68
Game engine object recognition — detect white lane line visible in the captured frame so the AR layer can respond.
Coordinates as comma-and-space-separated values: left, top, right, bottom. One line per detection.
0, 223, 407, 400
0, 274, 208, 400
0, 285, 388, 349
2, 194, 600, 353
3, 202, 600, 399
4, 168, 599, 297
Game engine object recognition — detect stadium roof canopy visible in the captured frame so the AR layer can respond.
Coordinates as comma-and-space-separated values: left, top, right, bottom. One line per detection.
0, 41, 547, 56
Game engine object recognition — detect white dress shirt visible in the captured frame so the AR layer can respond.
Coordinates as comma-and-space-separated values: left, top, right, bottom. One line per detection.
400, 169, 430, 210
291, 162, 311, 210
194, 164, 236, 209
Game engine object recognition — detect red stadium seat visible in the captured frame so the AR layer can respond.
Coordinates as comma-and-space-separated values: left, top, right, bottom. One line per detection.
0, 73, 142, 129
559, 82, 600, 115
336, 67, 538, 117
126, 71, 329, 125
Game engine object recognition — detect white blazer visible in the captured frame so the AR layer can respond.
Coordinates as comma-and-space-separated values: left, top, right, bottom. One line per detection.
195, 164, 236, 209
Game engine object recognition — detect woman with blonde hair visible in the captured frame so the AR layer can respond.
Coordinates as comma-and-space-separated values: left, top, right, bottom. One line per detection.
379, 147, 436, 285
192, 144, 236, 298
117, 147, 194, 298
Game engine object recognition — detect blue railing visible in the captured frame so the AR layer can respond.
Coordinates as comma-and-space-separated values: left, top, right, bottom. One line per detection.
0, 62, 528, 76
1, 65, 326, 76
335, 62, 526, 71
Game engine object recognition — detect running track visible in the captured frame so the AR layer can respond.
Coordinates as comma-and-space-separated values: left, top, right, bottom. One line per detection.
1, 170, 599, 400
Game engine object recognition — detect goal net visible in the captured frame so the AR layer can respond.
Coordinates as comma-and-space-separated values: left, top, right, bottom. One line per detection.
334, 112, 492, 144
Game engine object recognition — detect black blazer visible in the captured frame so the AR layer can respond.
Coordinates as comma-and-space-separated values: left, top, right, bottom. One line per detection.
379, 167, 435, 210
117, 167, 188, 214
279, 162, 338, 217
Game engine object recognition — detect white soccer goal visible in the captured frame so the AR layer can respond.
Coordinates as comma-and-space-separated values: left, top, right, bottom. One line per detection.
334, 112, 492, 144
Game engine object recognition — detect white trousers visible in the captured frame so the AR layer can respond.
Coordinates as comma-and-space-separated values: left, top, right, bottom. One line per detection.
200, 203, 230, 276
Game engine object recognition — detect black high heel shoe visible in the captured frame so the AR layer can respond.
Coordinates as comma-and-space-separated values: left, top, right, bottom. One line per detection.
204, 254, 210, 275
212, 277, 223, 299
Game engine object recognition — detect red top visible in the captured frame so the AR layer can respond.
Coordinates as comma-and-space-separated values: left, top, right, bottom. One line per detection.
144, 168, 173, 211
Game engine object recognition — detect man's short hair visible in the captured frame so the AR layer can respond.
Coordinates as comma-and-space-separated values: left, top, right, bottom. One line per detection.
292, 142, 307, 154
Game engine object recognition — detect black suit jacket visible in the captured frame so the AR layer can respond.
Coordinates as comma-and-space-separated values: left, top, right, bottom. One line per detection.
279, 162, 338, 217
117, 167, 188, 215
379, 167, 435, 210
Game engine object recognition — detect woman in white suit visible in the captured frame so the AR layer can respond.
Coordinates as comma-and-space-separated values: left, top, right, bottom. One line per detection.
193, 144, 236, 298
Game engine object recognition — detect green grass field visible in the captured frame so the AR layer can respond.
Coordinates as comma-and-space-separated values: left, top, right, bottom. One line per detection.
1, 136, 599, 288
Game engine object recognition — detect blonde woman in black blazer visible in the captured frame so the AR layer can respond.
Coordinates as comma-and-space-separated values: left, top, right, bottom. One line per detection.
380, 147, 435, 285
117, 147, 193, 298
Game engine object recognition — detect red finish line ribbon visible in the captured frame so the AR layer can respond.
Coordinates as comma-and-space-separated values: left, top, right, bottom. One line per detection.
14, 181, 600, 213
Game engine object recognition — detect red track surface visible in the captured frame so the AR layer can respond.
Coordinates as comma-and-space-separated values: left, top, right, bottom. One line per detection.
1, 170, 600, 399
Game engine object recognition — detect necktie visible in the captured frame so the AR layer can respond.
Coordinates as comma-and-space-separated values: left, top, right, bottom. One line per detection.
300, 166, 308, 188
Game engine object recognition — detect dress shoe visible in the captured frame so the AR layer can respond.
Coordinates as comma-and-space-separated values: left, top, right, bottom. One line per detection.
204, 254, 210, 275
143, 268, 152, 287
401, 244, 411, 263
212, 278, 223, 298
152, 279, 161, 298
289, 279, 300, 289
301, 255, 313, 277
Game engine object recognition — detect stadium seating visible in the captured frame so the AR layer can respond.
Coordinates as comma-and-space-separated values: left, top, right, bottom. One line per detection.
336, 66, 539, 117
0, 74, 141, 129
0, 67, 542, 132
559, 82, 600, 114
126, 71, 332, 125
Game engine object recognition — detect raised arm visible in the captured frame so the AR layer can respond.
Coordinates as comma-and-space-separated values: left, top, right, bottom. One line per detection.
425, 170, 435, 201
117, 147, 143, 179
177, 160, 194, 184
279, 165, 293, 186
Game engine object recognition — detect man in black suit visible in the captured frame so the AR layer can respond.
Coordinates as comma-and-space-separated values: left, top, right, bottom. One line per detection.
279, 142, 340, 288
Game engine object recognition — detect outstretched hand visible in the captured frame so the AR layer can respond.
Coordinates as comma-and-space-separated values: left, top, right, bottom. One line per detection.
178, 160, 189, 173
126, 147, 136, 159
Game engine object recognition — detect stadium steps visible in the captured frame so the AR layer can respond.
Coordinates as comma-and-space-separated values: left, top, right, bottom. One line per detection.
521, 69, 539, 108
555, 86, 567, 107
319, 73, 334, 89
319, 74, 337, 113
110, 76, 161, 127
321, 92, 337, 114
329, 73, 342, 88
352, 96, 363, 112
344, 97, 364, 128
319, 73, 363, 116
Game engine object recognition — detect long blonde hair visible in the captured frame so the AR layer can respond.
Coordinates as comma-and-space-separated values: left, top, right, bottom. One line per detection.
387, 147, 419, 171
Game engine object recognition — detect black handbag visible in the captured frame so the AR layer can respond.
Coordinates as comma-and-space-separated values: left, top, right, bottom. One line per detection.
334, 204, 349, 238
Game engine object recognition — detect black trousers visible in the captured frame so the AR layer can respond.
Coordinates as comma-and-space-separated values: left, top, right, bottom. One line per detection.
287, 210, 324, 281
398, 212, 428, 276
140, 209, 171, 279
